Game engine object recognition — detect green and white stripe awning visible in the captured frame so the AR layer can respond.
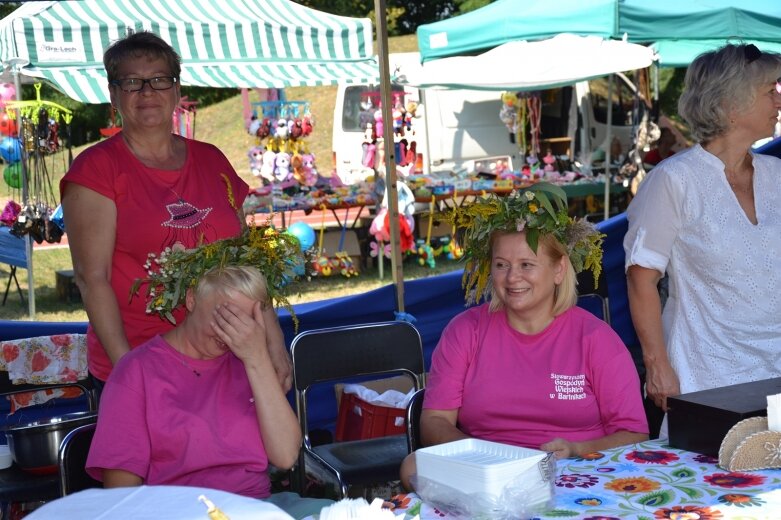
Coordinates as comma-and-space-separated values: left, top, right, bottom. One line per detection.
0, 0, 379, 104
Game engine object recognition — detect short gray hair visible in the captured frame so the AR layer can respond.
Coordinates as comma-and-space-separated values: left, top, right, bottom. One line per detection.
195, 265, 269, 306
678, 44, 781, 143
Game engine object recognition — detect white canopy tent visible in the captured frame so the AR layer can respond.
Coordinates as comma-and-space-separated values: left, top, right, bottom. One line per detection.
400, 34, 656, 91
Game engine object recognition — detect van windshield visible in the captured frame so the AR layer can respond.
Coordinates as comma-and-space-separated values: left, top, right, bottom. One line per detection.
342, 84, 407, 132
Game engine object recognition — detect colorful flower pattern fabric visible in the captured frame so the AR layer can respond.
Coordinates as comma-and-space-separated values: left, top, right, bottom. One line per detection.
1, 334, 88, 412
383, 440, 781, 519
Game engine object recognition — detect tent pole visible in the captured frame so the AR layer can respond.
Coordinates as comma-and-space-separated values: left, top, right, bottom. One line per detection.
603, 74, 613, 222
8, 57, 34, 319
373, 0, 405, 314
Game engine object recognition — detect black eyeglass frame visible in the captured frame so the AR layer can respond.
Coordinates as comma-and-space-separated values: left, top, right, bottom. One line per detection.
109, 76, 178, 93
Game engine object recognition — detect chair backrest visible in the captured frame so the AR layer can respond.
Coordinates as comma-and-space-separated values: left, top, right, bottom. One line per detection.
58, 421, 100, 496
576, 267, 610, 324
406, 388, 425, 453
291, 321, 425, 444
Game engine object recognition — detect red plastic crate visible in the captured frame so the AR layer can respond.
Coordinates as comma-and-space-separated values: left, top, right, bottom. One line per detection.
335, 391, 406, 441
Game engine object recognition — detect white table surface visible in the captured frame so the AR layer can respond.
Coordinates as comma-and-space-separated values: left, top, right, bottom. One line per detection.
26, 485, 294, 520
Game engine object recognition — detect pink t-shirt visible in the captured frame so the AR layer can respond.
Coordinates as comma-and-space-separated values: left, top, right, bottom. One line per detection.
86, 335, 271, 498
424, 305, 648, 449
60, 134, 249, 381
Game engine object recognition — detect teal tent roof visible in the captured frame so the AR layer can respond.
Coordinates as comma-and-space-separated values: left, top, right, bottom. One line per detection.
0, 0, 379, 103
418, 0, 781, 64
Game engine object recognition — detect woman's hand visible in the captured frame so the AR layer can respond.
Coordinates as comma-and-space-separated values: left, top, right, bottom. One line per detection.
212, 301, 270, 367
540, 438, 579, 459
644, 357, 680, 411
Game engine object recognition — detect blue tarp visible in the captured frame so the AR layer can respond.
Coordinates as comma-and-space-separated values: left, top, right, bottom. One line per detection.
0, 214, 638, 431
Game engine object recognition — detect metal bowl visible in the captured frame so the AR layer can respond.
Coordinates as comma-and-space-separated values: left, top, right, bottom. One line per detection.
5, 411, 97, 475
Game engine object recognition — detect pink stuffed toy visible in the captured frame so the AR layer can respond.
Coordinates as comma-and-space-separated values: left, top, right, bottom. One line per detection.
374, 109, 384, 138
301, 153, 318, 187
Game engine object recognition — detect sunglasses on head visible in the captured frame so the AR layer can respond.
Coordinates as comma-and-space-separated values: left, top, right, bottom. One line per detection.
744, 44, 762, 63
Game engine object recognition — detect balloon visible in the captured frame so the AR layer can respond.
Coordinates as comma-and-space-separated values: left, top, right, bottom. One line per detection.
0, 113, 18, 136
0, 137, 21, 163
0, 83, 16, 104
286, 221, 316, 251
3, 163, 21, 189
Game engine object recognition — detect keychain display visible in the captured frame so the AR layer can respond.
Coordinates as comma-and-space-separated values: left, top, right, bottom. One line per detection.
3, 83, 73, 244
358, 91, 420, 175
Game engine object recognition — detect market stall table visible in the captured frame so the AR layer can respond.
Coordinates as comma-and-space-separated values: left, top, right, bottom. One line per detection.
312, 439, 781, 519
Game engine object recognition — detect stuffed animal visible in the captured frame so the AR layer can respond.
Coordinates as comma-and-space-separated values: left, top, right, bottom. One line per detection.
275, 118, 289, 139
301, 153, 318, 187
290, 118, 303, 139
260, 149, 276, 183
257, 118, 271, 139
247, 117, 261, 136
274, 151, 291, 182
291, 153, 304, 184
543, 150, 556, 172
301, 115, 314, 137
248, 146, 264, 178
499, 91, 519, 143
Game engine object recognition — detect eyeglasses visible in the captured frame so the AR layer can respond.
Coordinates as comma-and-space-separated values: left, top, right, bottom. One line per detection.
744, 44, 762, 64
110, 76, 177, 92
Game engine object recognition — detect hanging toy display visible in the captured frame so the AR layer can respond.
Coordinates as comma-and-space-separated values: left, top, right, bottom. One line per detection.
4, 83, 73, 244
245, 94, 317, 193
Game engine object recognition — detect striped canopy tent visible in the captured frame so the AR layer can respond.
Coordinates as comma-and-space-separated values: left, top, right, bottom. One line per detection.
0, 0, 379, 104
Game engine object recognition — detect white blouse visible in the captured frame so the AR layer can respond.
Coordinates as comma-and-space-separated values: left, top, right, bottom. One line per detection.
624, 144, 781, 394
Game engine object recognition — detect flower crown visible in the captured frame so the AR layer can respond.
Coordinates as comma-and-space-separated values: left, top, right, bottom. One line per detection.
131, 175, 304, 328
447, 182, 604, 305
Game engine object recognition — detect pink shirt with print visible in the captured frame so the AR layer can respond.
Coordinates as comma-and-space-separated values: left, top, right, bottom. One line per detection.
424, 304, 648, 449
60, 134, 249, 381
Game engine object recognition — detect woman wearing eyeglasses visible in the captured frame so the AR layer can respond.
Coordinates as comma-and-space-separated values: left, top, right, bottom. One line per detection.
60, 32, 293, 393
625, 44, 781, 434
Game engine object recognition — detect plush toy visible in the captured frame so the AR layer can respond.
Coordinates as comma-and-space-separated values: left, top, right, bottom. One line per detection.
313, 255, 333, 277
290, 118, 303, 139
260, 149, 276, 183
274, 151, 291, 182
257, 118, 271, 139
275, 118, 289, 139
291, 153, 304, 184
301, 153, 318, 187
248, 146, 264, 178
301, 115, 314, 137
247, 117, 261, 136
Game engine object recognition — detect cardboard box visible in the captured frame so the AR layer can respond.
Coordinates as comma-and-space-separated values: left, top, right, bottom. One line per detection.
668, 377, 781, 456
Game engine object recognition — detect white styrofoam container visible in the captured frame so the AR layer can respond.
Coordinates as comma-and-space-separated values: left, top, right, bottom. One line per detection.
416, 438, 552, 497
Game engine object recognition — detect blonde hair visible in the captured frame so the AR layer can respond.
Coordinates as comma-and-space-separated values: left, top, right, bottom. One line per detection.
488, 231, 577, 316
195, 265, 269, 306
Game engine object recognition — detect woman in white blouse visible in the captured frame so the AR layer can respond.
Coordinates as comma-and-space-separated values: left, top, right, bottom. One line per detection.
624, 43, 781, 424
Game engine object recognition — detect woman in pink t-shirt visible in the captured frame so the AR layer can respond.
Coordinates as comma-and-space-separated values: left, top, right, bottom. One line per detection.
401, 184, 648, 489
60, 31, 292, 391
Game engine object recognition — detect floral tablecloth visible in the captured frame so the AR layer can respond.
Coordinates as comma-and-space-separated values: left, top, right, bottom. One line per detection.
382, 439, 781, 519
0, 334, 88, 412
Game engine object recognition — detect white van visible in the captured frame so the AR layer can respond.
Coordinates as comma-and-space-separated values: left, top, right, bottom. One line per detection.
332, 52, 640, 181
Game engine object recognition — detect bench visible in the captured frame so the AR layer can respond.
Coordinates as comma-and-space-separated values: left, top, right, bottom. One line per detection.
0, 227, 27, 306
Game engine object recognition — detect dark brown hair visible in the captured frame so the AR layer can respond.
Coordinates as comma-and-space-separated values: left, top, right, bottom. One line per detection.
103, 31, 181, 83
